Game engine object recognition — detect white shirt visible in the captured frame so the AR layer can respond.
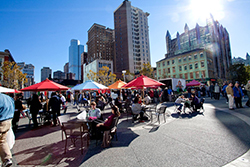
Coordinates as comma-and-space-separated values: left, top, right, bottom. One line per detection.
61, 95, 66, 102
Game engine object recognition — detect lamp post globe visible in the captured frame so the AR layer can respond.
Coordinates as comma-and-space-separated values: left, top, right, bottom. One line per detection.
122, 70, 126, 82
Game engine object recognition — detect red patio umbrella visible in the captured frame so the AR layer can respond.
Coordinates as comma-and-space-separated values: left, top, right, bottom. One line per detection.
122, 75, 165, 88
20, 78, 69, 91
186, 80, 201, 86
122, 75, 165, 98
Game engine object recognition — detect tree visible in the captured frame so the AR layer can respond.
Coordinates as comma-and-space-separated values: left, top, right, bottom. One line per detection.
0, 61, 27, 89
227, 64, 249, 84
140, 62, 154, 78
86, 66, 116, 86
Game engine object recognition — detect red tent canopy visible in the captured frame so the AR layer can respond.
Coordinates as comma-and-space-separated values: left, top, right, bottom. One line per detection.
186, 80, 201, 86
20, 78, 70, 91
122, 75, 165, 88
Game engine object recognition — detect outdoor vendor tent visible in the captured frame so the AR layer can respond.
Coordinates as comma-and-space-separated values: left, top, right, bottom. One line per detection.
186, 80, 201, 86
71, 80, 108, 90
108, 80, 126, 89
122, 75, 165, 88
20, 78, 70, 91
0, 86, 15, 93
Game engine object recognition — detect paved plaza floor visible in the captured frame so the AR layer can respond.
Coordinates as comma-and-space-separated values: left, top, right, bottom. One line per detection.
5, 97, 250, 167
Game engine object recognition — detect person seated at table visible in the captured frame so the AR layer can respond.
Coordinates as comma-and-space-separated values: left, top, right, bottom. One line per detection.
174, 95, 186, 113
115, 96, 123, 111
191, 93, 200, 112
131, 97, 144, 122
143, 94, 151, 105
96, 105, 120, 130
88, 102, 101, 119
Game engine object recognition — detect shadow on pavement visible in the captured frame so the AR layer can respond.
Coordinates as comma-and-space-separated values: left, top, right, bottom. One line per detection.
171, 111, 204, 119
13, 140, 88, 166
215, 110, 250, 148
81, 123, 139, 163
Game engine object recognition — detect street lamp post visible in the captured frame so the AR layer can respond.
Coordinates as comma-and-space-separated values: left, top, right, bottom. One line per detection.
122, 70, 126, 82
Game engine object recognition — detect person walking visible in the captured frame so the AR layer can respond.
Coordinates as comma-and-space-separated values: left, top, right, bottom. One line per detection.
222, 82, 229, 103
226, 82, 234, 110
30, 94, 42, 128
245, 80, 250, 107
233, 81, 244, 108
0, 93, 15, 167
209, 83, 214, 99
12, 94, 23, 132
49, 92, 61, 126
214, 83, 220, 100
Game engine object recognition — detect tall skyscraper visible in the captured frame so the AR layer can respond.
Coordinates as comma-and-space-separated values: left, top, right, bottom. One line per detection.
87, 23, 115, 65
41, 67, 52, 81
114, 0, 151, 74
69, 39, 84, 80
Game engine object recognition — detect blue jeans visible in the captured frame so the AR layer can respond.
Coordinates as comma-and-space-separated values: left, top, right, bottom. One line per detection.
175, 103, 183, 110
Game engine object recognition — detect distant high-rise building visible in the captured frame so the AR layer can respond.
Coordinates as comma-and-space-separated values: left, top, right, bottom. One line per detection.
17, 62, 35, 86
53, 70, 65, 80
157, 14, 232, 82
41, 67, 52, 81
64, 62, 69, 79
81, 52, 88, 81
114, 0, 151, 74
87, 23, 115, 64
69, 39, 84, 80
64, 62, 69, 74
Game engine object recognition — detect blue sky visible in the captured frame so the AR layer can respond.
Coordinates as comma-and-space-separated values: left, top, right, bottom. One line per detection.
0, 0, 249, 83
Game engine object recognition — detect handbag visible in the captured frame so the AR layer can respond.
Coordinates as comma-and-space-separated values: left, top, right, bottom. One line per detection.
6, 127, 15, 149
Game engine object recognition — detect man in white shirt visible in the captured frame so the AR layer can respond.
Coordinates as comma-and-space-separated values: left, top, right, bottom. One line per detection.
60, 94, 66, 110
143, 94, 151, 105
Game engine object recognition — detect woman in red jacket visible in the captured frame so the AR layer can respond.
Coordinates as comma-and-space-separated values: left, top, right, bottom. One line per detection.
96, 105, 120, 130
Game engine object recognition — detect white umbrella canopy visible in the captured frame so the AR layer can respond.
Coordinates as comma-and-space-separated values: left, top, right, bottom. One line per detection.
0, 86, 15, 93
71, 80, 108, 90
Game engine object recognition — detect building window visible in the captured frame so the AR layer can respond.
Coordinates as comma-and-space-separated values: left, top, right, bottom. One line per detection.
183, 56, 187, 62
189, 55, 192, 60
201, 61, 205, 67
167, 61, 170, 65
163, 69, 165, 73
163, 62, 165, 66
185, 73, 188, 79
195, 63, 198, 69
196, 72, 200, 79
200, 52, 204, 58
202, 71, 206, 78
167, 68, 170, 73
157, 63, 160, 67
189, 64, 193, 69
184, 65, 187, 70
173, 75, 176, 78
159, 69, 161, 75
178, 58, 181, 63
172, 67, 175, 73
190, 72, 193, 79
180, 74, 183, 78
194, 54, 197, 59
172, 60, 175, 64
179, 66, 182, 71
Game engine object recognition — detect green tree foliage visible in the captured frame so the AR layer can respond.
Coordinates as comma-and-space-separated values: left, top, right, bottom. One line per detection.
140, 62, 154, 79
227, 64, 249, 84
0, 61, 27, 89
86, 66, 116, 86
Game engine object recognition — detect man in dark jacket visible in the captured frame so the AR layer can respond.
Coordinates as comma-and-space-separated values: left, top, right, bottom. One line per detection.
12, 94, 23, 132
49, 92, 61, 126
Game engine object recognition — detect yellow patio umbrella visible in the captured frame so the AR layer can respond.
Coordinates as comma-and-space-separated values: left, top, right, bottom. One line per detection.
108, 80, 127, 89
